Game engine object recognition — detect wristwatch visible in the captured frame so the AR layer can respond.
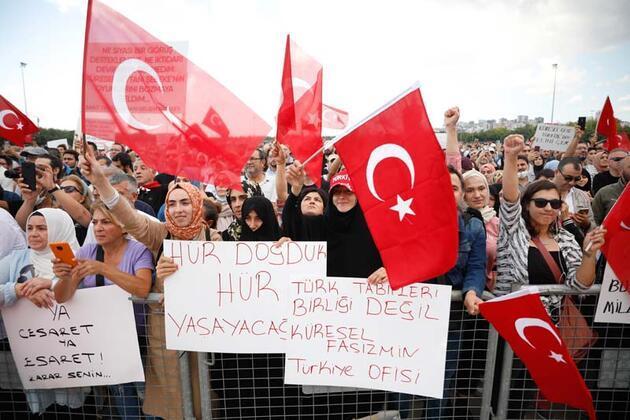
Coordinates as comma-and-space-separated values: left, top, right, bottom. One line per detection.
47, 185, 61, 194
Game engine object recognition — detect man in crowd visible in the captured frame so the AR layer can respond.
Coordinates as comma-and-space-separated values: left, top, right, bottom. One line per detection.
592, 152, 629, 225
593, 148, 627, 195
62, 149, 81, 176
112, 152, 134, 175
553, 157, 592, 232
107, 142, 126, 158
242, 147, 277, 203
134, 158, 168, 214
516, 154, 530, 191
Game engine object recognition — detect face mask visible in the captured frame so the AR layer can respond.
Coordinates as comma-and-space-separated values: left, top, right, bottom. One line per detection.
518, 171, 529, 179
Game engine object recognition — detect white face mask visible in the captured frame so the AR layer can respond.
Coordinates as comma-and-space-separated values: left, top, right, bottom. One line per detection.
517, 170, 529, 179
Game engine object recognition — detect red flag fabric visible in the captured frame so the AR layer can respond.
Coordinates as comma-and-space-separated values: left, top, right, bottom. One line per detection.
333, 87, 458, 289
82, 0, 270, 188
276, 35, 323, 185
605, 132, 630, 152
0, 95, 38, 146
601, 184, 630, 285
322, 104, 349, 129
597, 97, 618, 151
479, 289, 596, 419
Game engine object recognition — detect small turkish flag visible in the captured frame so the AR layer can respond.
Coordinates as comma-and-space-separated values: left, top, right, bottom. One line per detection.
82, 0, 270, 187
601, 184, 630, 286
0, 95, 38, 146
480, 289, 596, 419
322, 104, 349, 129
333, 87, 458, 289
276, 35, 323, 186
597, 97, 618, 150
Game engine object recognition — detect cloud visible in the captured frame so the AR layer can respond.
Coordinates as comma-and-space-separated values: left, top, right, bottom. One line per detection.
617, 75, 630, 84
619, 94, 630, 102
46, 0, 81, 13
568, 95, 583, 103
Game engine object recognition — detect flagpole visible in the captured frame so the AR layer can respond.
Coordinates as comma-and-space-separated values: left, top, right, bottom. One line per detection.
550, 63, 558, 123
20, 62, 28, 114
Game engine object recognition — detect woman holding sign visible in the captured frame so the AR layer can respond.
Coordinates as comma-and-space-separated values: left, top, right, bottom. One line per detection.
79, 147, 219, 420
52, 201, 154, 419
0, 208, 91, 415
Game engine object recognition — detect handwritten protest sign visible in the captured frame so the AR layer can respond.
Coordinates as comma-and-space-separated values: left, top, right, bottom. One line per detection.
534, 123, 576, 152
1, 286, 144, 389
284, 278, 451, 398
595, 264, 630, 324
163, 240, 327, 353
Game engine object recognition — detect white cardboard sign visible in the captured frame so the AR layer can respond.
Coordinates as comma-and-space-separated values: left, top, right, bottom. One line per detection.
284, 278, 452, 398
163, 240, 327, 353
595, 264, 630, 324
534, 123, 576, 152
1, 286, 145, 389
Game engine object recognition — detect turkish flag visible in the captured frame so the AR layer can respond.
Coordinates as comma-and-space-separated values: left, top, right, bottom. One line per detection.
322, 104, 349, 129
597, 97, 618, 151
333, 87, 458, 289
0, 95, 39, 146
601, 184, 630, 286
605, 132, 630, 152
276, 35, 323, 185
480, 289, 596, 419
82, 0, 270, 187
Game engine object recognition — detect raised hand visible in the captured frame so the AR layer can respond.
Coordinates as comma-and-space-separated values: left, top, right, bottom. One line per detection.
79, 142, 106, 185
503, 134, 525, 158
444, 107, 460, 129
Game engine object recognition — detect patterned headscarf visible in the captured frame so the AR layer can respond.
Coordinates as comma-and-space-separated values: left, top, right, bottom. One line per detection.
165, 182, 206, 240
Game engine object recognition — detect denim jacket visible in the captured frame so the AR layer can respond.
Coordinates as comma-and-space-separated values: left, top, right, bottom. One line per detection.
443, 212, 487, 298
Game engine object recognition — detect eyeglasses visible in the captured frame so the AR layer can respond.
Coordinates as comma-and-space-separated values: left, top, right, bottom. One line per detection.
531, 198, 563, 210
248, 157, 263, 162
61, 185, 80, 194
610, 156, 627, 162
559, 170, 581, 183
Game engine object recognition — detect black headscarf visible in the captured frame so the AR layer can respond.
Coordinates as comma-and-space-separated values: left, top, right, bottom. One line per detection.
282, 186, 328, 242
325, 190, 383, 278
239, 196, 281, 241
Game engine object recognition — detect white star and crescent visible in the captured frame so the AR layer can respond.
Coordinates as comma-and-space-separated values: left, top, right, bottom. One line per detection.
365, 143, 416, 221
0, 109, 21, 130
515, 317, 566, 364
112, 58, 181, 131
621, 221, 630, 231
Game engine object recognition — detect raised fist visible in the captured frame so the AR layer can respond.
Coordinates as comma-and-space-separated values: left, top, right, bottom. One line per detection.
444, 107, 460, 129
503, 134, 525, 157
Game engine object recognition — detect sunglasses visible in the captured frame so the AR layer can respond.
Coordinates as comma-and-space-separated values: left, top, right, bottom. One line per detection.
61, 185, 80, 194
610, 156, 627, 162
559, 171, 581, 183
531, 198, 563, 210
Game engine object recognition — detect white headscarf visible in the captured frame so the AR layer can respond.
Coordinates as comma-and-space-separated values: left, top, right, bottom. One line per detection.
27, 208, 80, 279
462, 170, 496, 223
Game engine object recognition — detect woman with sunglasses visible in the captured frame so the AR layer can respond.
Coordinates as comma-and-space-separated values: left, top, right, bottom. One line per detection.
495, 134, 606, 320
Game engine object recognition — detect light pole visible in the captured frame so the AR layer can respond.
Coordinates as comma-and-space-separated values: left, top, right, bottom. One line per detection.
550, 63, 558, 123
20, 62, 28, 114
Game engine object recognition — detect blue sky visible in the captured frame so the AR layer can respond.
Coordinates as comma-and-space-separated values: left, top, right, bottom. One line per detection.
1, 0, 629, 132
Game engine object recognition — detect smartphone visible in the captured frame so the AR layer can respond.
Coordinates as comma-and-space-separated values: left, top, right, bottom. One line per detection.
49, 242, 77, 267
578, 117, 586, 131
21, 161, 36, 191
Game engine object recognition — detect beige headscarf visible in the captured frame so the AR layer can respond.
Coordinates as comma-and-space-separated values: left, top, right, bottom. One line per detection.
164, 183, 206, 240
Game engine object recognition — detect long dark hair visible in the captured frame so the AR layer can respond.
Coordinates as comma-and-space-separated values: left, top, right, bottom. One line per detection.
520, 180, 561, 237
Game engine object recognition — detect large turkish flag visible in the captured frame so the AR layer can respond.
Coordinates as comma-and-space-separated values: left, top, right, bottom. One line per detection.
601, 184, 630, 286
276, 35, 323, 185
480, 290, 595, 419
82, 0, 270, 188
0, 95, 38, 146
333, 87, 458, 289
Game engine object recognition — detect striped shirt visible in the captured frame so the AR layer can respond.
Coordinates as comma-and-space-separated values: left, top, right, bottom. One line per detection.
495, 198, 590, 319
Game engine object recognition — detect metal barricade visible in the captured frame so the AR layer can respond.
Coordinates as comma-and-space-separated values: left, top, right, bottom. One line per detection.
495, 285, 630, 420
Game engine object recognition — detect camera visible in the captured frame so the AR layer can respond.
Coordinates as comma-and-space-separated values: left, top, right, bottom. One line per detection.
4, 168, 22, 179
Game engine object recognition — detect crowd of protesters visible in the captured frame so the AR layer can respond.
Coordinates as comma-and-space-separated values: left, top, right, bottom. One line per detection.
0, 105, 627, 419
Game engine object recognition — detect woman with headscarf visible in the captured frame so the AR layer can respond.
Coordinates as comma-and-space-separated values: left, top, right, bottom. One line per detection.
281, 167, 328, 241
80, 148, 220, 420
0, 208, 91, 416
